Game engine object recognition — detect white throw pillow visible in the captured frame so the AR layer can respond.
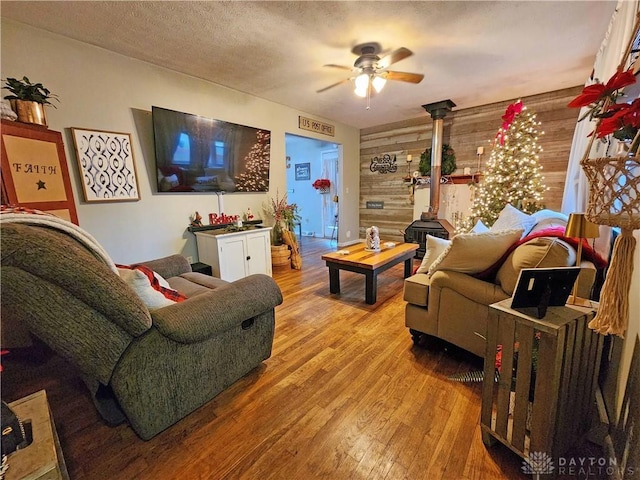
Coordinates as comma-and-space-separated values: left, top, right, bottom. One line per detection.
529, 209, 569, 234
117, 265, 185, 311
531, 209, 568, 224
428, 228, 524, 276
416, 235, 451, 274
491, 204, 536, 237
471, 219, 489, 233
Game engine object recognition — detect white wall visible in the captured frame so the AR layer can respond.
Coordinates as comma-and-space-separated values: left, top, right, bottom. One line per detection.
413, 182, 475, 227
1, 20, 360, 263
286, 139, 323, 237
285, 135, 337, 238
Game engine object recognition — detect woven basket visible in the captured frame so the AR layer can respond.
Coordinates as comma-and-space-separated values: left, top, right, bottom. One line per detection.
271, 244, 291, 267
580, 155, 640, 230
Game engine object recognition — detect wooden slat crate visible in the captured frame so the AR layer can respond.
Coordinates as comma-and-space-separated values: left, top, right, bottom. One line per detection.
481, 299, 603, 462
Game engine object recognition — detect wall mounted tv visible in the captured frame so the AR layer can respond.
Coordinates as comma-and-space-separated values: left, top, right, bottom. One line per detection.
152, 106, 271, 193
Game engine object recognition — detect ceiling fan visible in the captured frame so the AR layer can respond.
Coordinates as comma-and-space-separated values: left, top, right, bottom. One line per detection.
317, 42, 424, 108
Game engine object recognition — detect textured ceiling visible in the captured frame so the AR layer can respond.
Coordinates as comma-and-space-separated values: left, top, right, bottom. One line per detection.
1, 1, 617, 129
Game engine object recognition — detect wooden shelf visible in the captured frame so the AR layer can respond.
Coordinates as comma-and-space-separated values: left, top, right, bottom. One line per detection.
187, 219, 263, 233
408, 173, 483, 187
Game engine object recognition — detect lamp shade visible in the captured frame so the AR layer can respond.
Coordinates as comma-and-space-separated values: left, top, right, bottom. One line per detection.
371, 75, 387, 93
565, 213, 600, 239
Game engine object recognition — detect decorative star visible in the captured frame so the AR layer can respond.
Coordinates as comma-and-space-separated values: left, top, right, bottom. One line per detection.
37, 180, 46, 190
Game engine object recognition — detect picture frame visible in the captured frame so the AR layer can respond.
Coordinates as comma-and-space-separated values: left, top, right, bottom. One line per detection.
511, 267, 580, 319
1, 120, 79, 224
295, 162, 310, 181
71, 127, 140, 202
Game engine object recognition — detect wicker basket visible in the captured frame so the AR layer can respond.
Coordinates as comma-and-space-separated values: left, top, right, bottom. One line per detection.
271, 244, 291, 267
580, 155, 640, 230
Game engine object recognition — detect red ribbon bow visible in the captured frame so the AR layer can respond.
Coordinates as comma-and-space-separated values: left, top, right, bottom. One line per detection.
495, 100, 523, 145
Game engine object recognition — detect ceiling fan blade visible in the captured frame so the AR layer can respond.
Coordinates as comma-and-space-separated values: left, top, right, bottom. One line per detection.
377, 47, 412, 69
317, 78, 351, 93
323, 64, 353, 71
384, 71, 424, 84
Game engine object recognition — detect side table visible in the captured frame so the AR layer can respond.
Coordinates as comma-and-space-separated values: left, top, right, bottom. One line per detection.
5, 390, 69, 480
481, 299, 603, 463
190, 262, 213, 276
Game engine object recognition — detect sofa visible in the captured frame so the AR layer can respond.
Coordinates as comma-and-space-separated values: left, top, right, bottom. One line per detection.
403, 208, 605, 358
1, 218, 283, 440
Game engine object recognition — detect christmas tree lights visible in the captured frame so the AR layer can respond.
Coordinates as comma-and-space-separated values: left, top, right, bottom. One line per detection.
235, 130, 271, 192
468, 100, 547, 227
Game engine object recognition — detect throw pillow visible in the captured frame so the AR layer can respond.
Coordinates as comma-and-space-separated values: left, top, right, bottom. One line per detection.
117, 264, 187, 311
491, 204, 536, 237
428, 228, 524, 276
471, 219, 489, 233
416, 235, 451, 274
529, 209, 569, 234
159, 174, 179, 192
495, 237, 575, 295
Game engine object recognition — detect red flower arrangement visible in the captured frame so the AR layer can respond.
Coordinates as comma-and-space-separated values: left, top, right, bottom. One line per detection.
568, 67, 638, 143
312, 178, 331, 190
595, 97, 640, 139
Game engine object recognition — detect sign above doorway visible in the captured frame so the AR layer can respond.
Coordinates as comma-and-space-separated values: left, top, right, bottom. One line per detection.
299, 116, 335, 137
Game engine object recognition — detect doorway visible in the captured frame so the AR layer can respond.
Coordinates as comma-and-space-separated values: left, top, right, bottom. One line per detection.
285, 133, 340, 240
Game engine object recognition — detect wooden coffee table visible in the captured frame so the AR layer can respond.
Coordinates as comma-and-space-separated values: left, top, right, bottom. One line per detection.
321, 242, 418, 304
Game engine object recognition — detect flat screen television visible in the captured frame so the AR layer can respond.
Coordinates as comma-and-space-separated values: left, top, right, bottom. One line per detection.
152, 106, 271, 193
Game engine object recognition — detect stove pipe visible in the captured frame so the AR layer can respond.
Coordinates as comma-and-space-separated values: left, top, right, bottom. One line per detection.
421, 99, 456, 219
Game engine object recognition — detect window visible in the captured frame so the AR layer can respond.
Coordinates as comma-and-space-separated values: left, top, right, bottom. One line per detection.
172, 132, 190, 165
208, 140, 225, 167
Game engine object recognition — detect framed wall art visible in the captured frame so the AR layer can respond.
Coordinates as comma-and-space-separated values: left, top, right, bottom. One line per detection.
71, 127, 140, 202
1, 119, 79, 224
295, 162, 310, 181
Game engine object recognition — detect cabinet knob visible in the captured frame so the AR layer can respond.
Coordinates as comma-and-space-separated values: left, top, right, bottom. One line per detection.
246, 256, 251, 261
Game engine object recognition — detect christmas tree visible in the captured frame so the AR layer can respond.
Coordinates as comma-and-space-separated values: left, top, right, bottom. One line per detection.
469, 100, 547, 227
235, 130, 271, 192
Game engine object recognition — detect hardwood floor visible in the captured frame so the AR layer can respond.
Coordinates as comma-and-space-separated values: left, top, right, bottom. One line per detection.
2, 237, 538, 479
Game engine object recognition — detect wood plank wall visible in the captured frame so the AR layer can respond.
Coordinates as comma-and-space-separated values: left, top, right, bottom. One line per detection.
359, 86, 582, 242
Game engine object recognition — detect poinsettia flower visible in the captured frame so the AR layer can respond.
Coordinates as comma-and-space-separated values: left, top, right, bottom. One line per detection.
568, 68, 636, 108
596, 98, 640, 138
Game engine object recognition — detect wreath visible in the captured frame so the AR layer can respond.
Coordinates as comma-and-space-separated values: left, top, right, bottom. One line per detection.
418, 144, 456, 176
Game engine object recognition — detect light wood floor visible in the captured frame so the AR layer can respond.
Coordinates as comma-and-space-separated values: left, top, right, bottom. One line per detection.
3, 238, 543, 479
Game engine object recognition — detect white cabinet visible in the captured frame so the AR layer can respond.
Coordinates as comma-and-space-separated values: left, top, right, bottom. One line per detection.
194, 227, 272, 282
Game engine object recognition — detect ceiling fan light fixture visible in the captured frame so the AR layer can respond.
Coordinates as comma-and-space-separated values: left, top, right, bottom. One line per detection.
319, 43, 420, 109
354, 86, 368, 98
355, 73, 370, 91
372, 75, 387, 93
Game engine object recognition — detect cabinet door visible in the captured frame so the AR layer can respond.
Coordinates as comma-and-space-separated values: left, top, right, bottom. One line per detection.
1, 120, 79, 224
246, 230, 272, 277
218, 236, 248, 282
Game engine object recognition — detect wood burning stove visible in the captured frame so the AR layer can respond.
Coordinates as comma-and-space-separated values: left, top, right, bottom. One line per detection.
403, 219, 454, 259
404, 99, 457, 259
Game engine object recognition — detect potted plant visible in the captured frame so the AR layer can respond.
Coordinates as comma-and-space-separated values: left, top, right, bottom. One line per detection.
263, 192, 301, 267
312, 178, 331, 193
2, 76, 59, 126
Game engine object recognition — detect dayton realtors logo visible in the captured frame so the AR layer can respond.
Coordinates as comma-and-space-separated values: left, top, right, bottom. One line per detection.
522, 451, 554, 478
523, 452, 636, 478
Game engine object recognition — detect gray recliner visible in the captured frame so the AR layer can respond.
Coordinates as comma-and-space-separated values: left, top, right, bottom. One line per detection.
1, 222, 283, 440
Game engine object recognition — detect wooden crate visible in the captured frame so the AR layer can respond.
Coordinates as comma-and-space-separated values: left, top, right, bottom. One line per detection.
5, 390, 69, 480
481, 299, 603, 461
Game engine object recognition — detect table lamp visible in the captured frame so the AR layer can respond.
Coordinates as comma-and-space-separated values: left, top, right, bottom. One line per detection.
565, 213, 600, 306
